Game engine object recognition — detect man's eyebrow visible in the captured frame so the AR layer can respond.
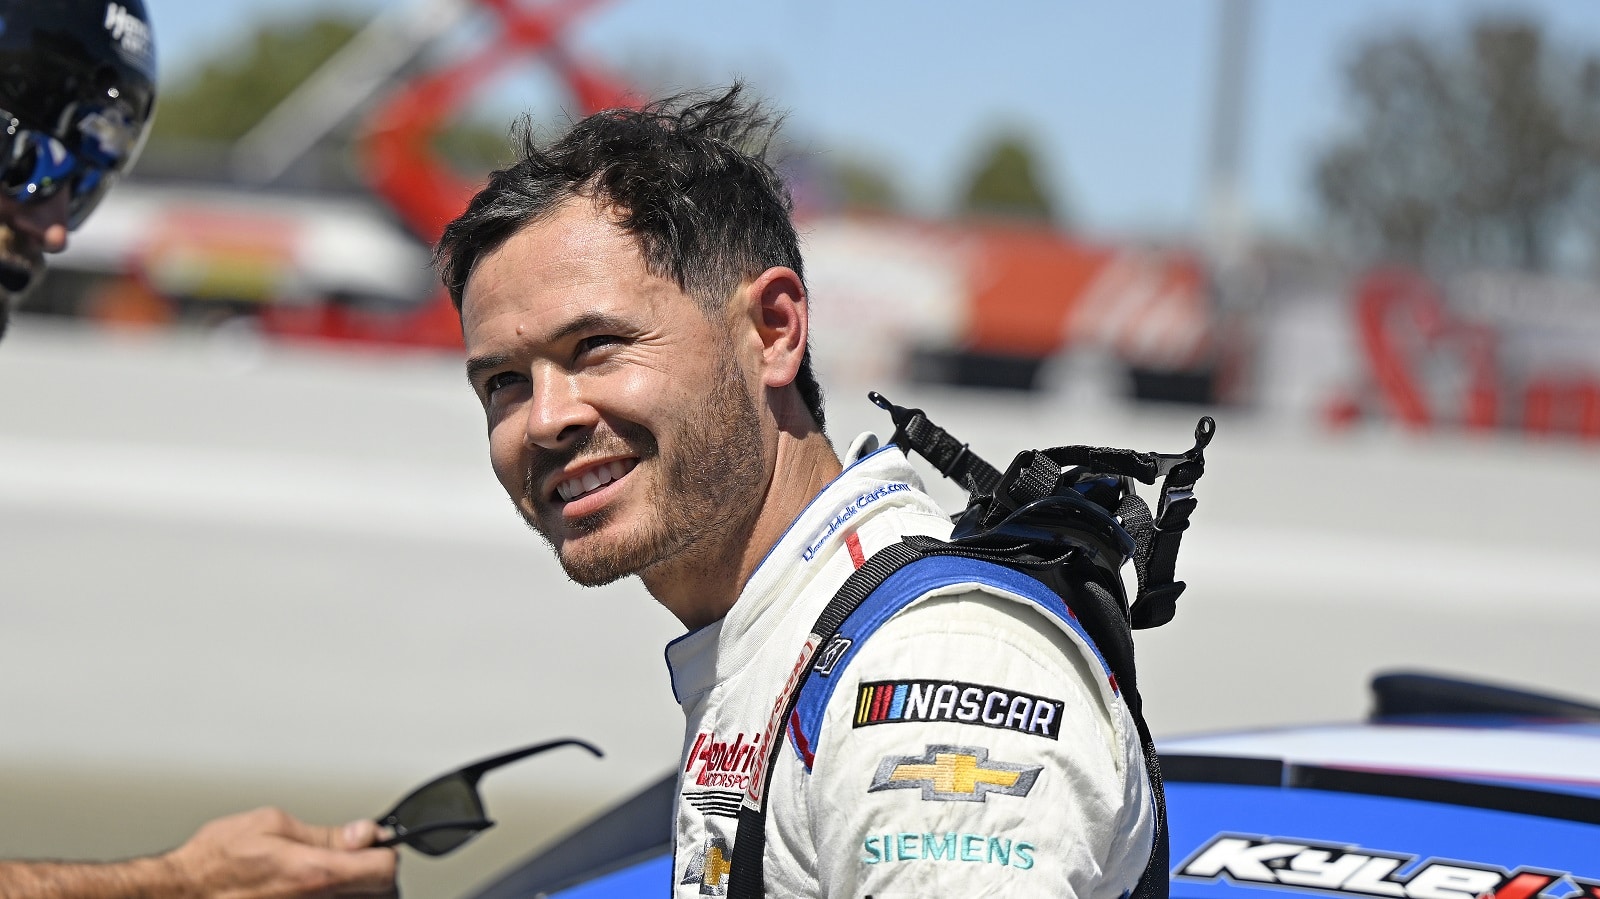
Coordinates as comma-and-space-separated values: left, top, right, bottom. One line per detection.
465, 352, 511, 386
547, 310, 635, 344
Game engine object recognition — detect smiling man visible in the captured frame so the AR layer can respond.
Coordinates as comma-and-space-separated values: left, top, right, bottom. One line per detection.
458, 182, 825, 629
439, 86, 1154, 897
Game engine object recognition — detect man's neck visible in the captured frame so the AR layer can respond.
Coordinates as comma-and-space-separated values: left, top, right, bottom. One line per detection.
644, 423, 843, 631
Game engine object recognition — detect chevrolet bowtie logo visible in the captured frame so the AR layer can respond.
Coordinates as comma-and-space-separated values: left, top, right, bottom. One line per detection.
868, 744, 1042, 802
681, 836, 733, 895
703, 846, 731, 886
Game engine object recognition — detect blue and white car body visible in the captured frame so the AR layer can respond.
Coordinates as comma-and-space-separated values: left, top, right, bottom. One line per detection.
1164, 724, 1600, 899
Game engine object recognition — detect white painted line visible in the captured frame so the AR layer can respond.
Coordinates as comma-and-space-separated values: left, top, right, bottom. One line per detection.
0, 436, 527, 546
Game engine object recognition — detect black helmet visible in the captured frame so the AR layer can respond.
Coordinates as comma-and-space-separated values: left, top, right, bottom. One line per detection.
0, 0, 157, 228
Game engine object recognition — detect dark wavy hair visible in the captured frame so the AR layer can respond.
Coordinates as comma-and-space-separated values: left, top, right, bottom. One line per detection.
434, 84, 825, 429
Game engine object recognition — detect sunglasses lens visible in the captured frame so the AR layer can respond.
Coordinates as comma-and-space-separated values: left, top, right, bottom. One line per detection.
378, 739, 602, 859
388, 774, 488, 855
409, 824, 486, 857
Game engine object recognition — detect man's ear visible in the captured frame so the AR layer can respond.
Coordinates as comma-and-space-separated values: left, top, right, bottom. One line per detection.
744, 266, 808, 389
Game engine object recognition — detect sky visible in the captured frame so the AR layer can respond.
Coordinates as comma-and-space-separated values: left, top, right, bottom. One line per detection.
143, 0, 1600, 243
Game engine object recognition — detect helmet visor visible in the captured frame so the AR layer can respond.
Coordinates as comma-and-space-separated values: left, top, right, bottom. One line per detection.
0, 103, 147, 229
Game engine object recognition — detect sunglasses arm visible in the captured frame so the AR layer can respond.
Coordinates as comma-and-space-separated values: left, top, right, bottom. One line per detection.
458, 737, 604, 782
373, 817, 496, 850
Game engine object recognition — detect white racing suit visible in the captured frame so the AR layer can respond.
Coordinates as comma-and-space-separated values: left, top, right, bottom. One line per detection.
667, 435, 1154, 898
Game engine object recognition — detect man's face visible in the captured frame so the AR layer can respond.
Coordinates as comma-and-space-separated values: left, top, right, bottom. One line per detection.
461, 197, 769, 587
0, 189, 72, 336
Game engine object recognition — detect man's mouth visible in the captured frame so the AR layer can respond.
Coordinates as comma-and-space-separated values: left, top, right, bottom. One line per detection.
552, 458, 638, 503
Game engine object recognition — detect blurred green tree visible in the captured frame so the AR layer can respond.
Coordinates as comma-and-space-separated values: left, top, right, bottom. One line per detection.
147, 14, 512, 173
149, 16, 363, 146
827, 155, 902, 212
431, 120, 518, 173
1316, 18, 1600, 272
958, 133, 1060, 225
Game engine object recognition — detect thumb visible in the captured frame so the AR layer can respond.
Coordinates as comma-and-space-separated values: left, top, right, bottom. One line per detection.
338, 818, 385, 850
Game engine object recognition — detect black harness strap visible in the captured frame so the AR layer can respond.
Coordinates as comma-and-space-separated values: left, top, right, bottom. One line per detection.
725, 540, 1172, 899
869, 392, 1002, 496
725, 541, 926, 899
1130, 427, 1210, 629
724, 396, 1213, 898
1083, 581, 1169, 899
883, 396, 1214, 631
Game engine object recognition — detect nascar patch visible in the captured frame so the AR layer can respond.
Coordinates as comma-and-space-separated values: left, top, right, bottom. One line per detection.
854, 679, 1065, 740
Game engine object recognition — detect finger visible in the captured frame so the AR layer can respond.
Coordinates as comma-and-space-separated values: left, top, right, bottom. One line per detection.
339, 819, 385, 850
265, 811, 347, 851
322, 846, 399, 897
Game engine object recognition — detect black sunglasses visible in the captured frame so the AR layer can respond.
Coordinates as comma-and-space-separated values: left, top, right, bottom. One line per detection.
374, 738, 602, 856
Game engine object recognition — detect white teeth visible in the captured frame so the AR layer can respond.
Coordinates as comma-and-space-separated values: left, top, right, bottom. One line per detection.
555, 459, 636, 503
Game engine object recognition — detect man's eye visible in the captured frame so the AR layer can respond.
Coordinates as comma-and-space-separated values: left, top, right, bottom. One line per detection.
576, 334, 622, 355
484, 371, 526, 397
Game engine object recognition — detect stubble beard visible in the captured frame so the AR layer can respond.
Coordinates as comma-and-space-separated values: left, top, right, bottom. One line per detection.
519, 349, 767, 588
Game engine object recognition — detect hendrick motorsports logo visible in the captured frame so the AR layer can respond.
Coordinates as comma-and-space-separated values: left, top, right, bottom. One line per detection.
684, 730, 764, 791
1176, 834, 1600, 899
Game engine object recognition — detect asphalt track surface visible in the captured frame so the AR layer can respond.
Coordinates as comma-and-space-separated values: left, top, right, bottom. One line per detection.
2, 318, 1597, 896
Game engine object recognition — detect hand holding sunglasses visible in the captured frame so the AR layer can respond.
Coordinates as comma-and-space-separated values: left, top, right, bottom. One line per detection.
374, 738, 603, 856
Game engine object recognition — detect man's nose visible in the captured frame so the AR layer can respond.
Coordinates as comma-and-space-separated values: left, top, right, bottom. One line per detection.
15, 190, 71, 252
523, 366, 597, 450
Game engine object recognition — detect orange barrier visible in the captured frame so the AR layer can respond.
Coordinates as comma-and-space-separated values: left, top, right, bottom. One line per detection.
1331, 267, 1599, 442
962, 223, 1214, 373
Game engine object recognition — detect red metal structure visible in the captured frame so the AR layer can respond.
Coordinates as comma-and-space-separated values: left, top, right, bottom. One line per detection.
1326, 267, 1600, 441
261, 0, 634, 349
1353, 268, 1497, 432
